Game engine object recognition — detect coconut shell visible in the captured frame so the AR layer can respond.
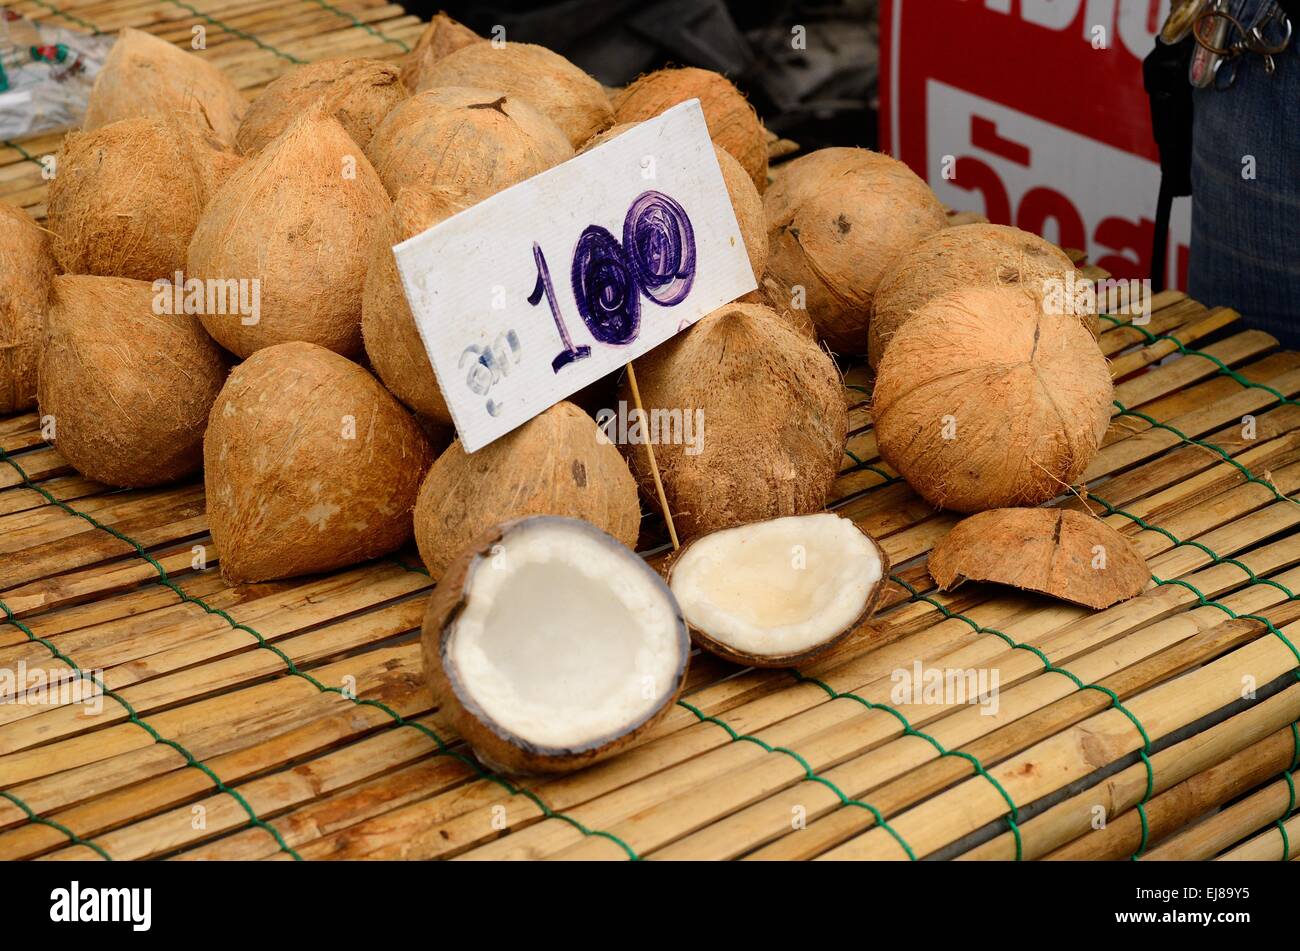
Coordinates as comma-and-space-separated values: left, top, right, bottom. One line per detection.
421, 516, 689, 776
873, 286, 1113, 513
38, 276, 227, 488
48, 113, 243, 281
400, 13, 484, 92
0, 204, 54, 414
361, 185, 473, 425
580, 122, 767, 284
83, 28, 246, 146
763, 147, 947, 355
620, 302, 847, 539
205, 342, 433, 583
365, 86, 573, 201
929, 508, 1149, 610
413, 401, 641, 580
869, 224, 1086, 369
236, 58, 407, 155
417, 42, 612, 148
187, 104, 390, 358
614, 67, 768, 192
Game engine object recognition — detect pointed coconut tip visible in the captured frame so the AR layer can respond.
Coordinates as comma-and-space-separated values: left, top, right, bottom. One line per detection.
667, 513, 890, 667
929, 507, 1149, 610
422, 516, 690, 775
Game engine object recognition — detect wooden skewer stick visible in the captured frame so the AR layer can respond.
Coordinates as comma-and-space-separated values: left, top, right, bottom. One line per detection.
624, 361, 679, 551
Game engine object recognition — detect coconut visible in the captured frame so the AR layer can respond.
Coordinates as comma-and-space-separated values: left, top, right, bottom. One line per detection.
83, 28, 246, 146
400, 13, 484, 92
669, 514, 889, 668
413, 401, 641, 580
869, 224, 1087, 369
0, 205, 54, 414
580, 122, 767, 284
187, 103, 390, 358
38, 276, 226, 487
614, 67, 767, 191
235, 58, 407, 155
205, 342, 433, 583
361, 185, 473, 425
48, 113, 242, 281
763, 147, 947, 355
619, 302, 847, 539
364, 86, 573, 201
417, 42, 612, 148
929, 508, 1148, 609
422, 516, 690, 775
873, 286, 1113, 513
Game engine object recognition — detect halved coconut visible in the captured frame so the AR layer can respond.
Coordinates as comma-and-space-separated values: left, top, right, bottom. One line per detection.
423, 517, 690, 775
929, 508, 1149, 610
667, 513, 889, 668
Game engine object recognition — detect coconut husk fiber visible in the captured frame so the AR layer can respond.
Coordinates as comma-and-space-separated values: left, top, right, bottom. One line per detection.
187, 103, 390, 358
929, 508, 1149, 609
762, 147, 947, 356
619, 302, 847, 539
417, 41, 613, 148
412, 401, 641, 580
869, 223, 1090, 369
204, 342, 434, 583
614, 67, 768, 192
400, 13, 484, 92
236, 58, 408, 155
873, 286, 1113, 513
38, 275, 227, 488
48, 112, 243, 281
0, 204, 54, 414
83, 28, 246, 146
365, 86, 573, 201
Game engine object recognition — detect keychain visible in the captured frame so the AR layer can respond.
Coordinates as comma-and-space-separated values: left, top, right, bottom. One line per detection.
1162, 0, 1210, 43
1190, 0, 1232, 87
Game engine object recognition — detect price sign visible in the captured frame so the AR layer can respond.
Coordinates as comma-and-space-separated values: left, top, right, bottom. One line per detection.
393, 99, 757, 453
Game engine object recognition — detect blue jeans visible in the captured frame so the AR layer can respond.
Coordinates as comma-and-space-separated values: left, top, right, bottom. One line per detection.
1188, 0, 1300, 347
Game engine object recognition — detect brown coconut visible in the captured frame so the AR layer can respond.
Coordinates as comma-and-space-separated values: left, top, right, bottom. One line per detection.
869, 224, 1088, 369
0, 204, 54, 414
48, 113, 243, 281
38, 276, 227, 487
205, 342, 433, 583
873, 286, 1113, 513
614, 67, 767, 192
400, 13, 484, 92
362, 185, 473, 425
235, 58, 407, 155
417, 42, 612, 147
580, 122, 767, 284
365, 86, 573, 201
620, 302, 847, 539
187, 103, 390, 358
83, 28, 246, 146
763, 148, 946, 355
929, 508, 1149, 610
413, 401, 641, 580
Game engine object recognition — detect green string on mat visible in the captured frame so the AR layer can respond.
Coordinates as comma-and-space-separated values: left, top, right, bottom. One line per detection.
0, 445, 638, 862
1276, 722, 1300, 862
3, 138, 43, 168
160, 0, 306, 64
22, 0, 103, 34
301, 0, 410, 52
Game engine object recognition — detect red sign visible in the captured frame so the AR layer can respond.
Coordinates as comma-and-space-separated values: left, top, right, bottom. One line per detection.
881, 0, 1189, 288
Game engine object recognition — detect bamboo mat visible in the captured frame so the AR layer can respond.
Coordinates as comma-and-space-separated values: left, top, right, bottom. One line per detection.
3, 2, 1300, 862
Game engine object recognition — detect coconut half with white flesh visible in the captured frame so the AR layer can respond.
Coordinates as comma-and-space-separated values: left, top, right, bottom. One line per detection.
422, 517, 690, 776
668, 513, 890, 668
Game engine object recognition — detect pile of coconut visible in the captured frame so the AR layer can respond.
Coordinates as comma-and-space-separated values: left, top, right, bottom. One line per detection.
0, 16, 1145, 775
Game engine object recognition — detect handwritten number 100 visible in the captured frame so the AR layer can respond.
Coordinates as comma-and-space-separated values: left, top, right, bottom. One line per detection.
529, 190, 696, 373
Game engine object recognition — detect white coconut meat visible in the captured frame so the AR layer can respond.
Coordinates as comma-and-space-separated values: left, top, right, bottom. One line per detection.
669, 513, 887, 664
445, 519, 688, 752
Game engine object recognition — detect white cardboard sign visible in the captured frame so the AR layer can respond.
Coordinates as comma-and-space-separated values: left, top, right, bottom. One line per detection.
393, 99, 757, 453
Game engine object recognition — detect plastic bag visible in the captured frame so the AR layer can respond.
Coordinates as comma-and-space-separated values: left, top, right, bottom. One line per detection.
0, 8, 114, 140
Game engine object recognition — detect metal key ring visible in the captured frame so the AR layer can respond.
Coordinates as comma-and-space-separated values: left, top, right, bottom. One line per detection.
1194, 9, 1245, 55
1247, 17, 1292, 55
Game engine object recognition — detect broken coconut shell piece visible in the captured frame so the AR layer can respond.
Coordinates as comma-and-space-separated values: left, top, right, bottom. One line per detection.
421, 516, 690, 776
928, 508, 1149, 610
667, 513, 890, 668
